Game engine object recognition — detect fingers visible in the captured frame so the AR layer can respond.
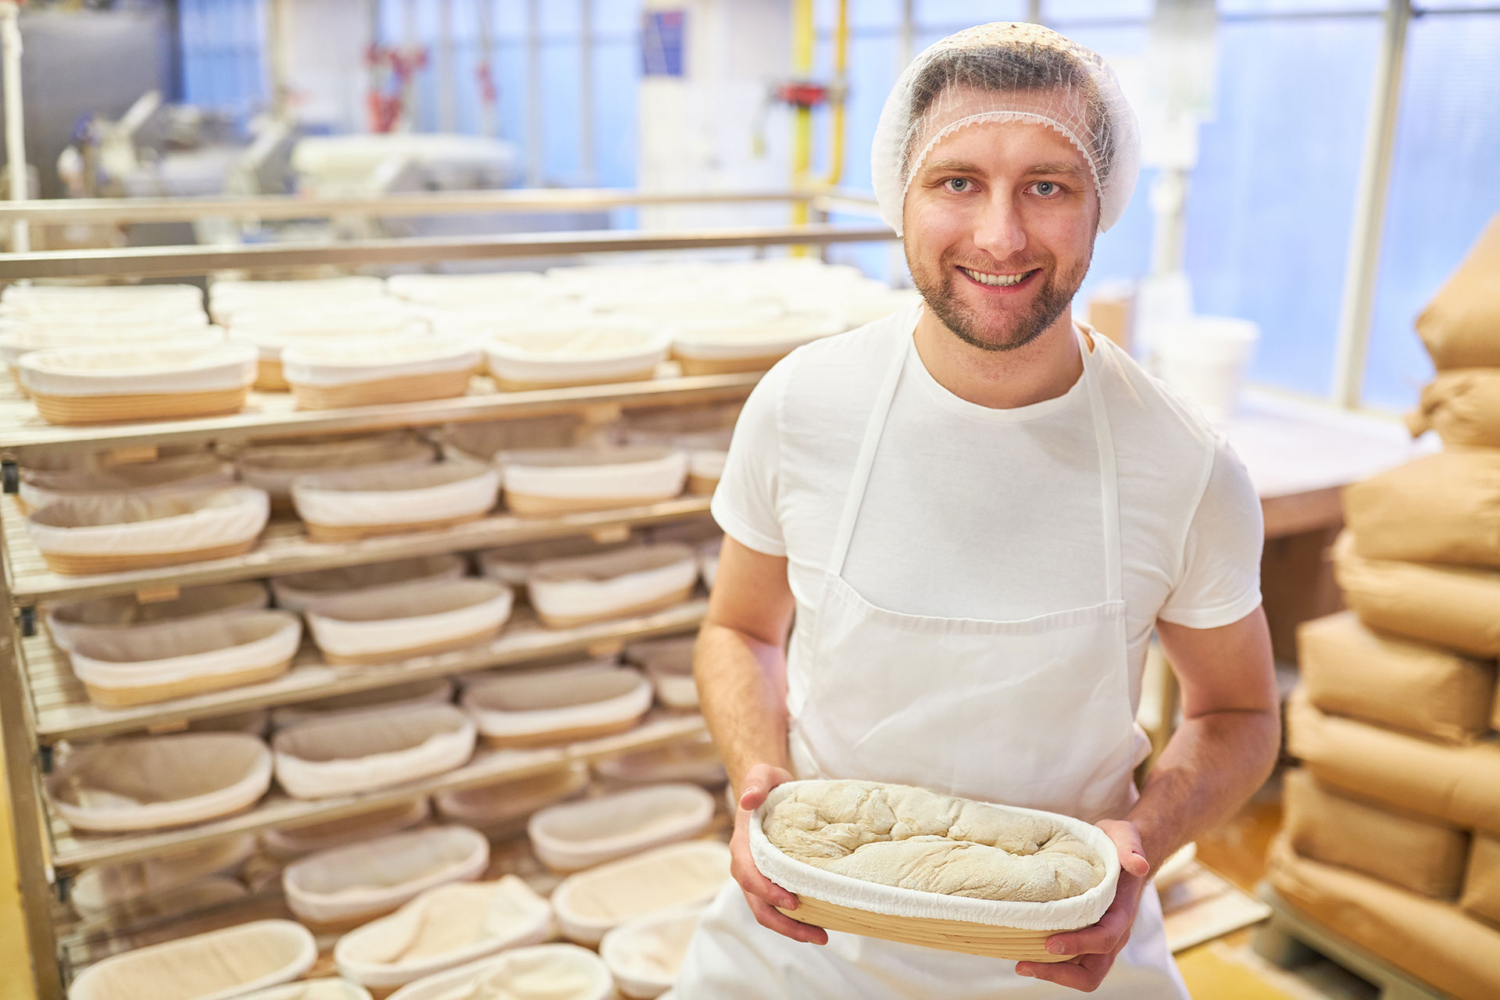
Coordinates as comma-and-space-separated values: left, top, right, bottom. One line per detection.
729, 837, 799, 911
745, 891, 828, 945
1016, 951, 1114, 991
737, 763, 793, 812
1044, 904, 1133, 958
1100, 819, 1150, 879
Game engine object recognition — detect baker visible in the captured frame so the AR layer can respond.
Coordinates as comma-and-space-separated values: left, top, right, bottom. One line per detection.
674, 21, 1280, 999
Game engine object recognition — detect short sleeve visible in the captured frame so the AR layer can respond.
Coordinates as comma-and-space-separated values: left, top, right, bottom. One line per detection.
710, 360, 791, 556
1157, 439, 1264, 629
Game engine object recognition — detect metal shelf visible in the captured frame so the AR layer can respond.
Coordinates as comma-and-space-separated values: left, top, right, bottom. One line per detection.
0, 371, 759, 459
46, 711, 708, 873
1, 491, 712, 605
25, 600, 707, 743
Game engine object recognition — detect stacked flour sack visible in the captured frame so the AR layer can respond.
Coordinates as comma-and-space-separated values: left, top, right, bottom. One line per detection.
2, 283, 256, 426
1272, 217, 1500, 1000
213, 276, 481, 409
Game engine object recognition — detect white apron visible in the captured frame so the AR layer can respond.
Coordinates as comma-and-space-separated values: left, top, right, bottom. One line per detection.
676, 325, 1188, 998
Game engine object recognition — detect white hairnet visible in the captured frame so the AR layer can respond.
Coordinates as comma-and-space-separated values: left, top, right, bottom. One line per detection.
872, 22, 1141, 237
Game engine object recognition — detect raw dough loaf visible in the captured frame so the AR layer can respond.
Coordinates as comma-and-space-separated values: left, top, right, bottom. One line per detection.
761, 780, 1106, 903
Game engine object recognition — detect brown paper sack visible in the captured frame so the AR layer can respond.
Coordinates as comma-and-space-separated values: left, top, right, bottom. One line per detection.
1283, 768, 1468, 899
1463, 835, 1500, 927
1332, 532, 1500, 657
1286, 690, 1500, 835
1298, 611, 1496, 743
1344, 451, 1500, 567
1416, 214, 1500, 370
1268, 836, 1500, 1000
1407, 370, 1500, 449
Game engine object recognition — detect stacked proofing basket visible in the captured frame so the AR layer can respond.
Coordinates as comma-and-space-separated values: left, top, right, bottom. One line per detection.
1269, 216, 1500, 1000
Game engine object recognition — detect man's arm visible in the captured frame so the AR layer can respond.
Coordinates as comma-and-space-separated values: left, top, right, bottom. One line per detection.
1018, 605, 1280, 989
694, 535, 828, 944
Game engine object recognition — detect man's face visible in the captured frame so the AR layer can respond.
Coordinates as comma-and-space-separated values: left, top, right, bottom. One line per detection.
902, 94, 1100, 353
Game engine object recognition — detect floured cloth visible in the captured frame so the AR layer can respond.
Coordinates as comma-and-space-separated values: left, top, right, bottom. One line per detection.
1297, 611, 1496, 743
1463, 835, 1500, 927
1332, 532, 1500, 657
65, 919, 316, 1000
1286, 691, 1500, 835
760, 780, 1105, 903
1268, 837, 1500, 1000
1282, 768, 1467, 899
1416, 214, 1500, 370
1407, 370, 1500, 448
1344, 452, 1500, 567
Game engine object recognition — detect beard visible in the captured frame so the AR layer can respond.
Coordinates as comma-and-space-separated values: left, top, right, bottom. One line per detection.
908, 246, 1091, 353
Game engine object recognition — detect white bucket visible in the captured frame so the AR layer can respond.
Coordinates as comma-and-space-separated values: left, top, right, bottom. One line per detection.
1152, 316, 1259, 424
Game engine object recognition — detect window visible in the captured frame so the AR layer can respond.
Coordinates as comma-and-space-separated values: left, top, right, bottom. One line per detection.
179, 0, 266, 114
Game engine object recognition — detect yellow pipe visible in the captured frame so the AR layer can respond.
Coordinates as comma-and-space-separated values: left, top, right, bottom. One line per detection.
791, 0, 814, 247
826, 0, 849, 188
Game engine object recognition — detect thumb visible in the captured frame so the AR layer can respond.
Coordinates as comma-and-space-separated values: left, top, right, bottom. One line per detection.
1106, 821, 1150, 879
737, 765, 787, 811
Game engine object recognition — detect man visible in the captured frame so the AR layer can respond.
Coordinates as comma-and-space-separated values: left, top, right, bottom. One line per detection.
675, 22, 1279, 998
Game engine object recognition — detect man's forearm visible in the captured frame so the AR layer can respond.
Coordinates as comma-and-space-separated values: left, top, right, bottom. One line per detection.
694, 619, 792, 794
1126, 708, 1280, 866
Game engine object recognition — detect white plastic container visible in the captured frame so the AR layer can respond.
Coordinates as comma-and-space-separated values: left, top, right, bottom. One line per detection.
290, 458, 499, 541
432, 761, 589, 837
1151, 315, 1260, 425
528, 783, 716, 872
66, 920, 316, 1000
305, 579, 512, 664
527, 543, 699, 629
236, 433, 434, 508
47, 733, 272, 833
27, 487, 270, 575
600, 904, 706, 999
269, 554, 466, 613
623, 636, 698, 710
272, 704, 476, 799
551, 840, 732, 946
385, 944, 613, 1000
282, 824, 490, 928
19, 343, 257, 425
461, 661, 653, 748
68, 609, 301, 708
46, 581, 270, 652
261, 798, 430, 861
499, 446, 688, 515
333, 876, 554, 991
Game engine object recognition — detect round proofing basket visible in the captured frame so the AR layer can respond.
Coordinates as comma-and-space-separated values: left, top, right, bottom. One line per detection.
433, 761, 589, 837
269, 554, 466, 613
261, 799, 431, 861
282, 824, 490, 929
599, 904, 706, 1000
383, 944, 613, 1000
46, 733, 273, 833
551, 840, 731, 947
686, 450, 726, 496
498, 447, 688, 516
19, 343, 256, 425
748, 781, 1121, 962
272, 704, 476, 800
305, 579, 513, 664
527, 782, 715, 872
19, 453, 234, 514
66, 919, 316, 1000
290, 459, 499, 542
623, 635, 698, 710
237, 980, 374, 1000
461, 663, 653, 748
484, 322, 669, 390
270, 678, 456, 730
236, 432, 434, 507
71, 835, 256, 917
282, 336, 479, 409
526, 543, 698, 629
46, 580, 270, 651
68, 609, 301, 708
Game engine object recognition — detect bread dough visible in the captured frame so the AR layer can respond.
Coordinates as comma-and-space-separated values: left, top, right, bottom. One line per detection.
763, 781, 1106, 902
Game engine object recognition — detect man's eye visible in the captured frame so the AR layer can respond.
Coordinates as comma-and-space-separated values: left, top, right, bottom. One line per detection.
1033, 181, 1061, 197
944, 177, 971, 193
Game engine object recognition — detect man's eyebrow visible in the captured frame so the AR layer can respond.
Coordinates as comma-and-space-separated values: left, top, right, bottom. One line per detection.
1024, 162, 1085, 177
920, 158, 985, 174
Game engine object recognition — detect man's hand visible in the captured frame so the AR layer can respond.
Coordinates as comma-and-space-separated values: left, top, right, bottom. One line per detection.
729, 763, 829, 946
1014, 819, 1151, 991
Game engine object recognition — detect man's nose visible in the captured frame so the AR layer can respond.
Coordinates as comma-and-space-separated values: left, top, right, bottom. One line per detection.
972, 192, 1027, 262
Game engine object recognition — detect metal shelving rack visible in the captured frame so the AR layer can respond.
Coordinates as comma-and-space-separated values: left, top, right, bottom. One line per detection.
0, 187, 893, 998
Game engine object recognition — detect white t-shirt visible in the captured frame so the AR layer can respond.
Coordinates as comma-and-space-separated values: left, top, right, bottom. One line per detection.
711, 303, 1264, 725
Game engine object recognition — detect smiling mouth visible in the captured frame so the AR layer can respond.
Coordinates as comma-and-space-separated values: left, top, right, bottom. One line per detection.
958, 266, 1039, 288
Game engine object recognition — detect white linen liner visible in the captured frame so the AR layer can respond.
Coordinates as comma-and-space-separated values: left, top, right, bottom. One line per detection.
66, 919, 316, 1000
1, 324, 218, 369
47, 732, 273, 832
2, 281, 202, 306
551, 840, 732, 946
237, 433, 435, 502
477, 537, 623, 587
527, 543, 698, 624
18, 343, 257, 397
261, 799, 431, 860
282, 824, 490, 926
433, 761, 589, 832
668, 313, 843, 361
191, 709, 270, 737
305, 579, 512, 660
599, 904, 706, 1000
228, 318, 429, 361
623, 636, 698, 710
27, 488, 269, 557
748, 780, 1121, 931
270, 679, 456, 729
71, 835, 255, 916
46, 581, 270, 651
609, 299, 783, 328
68, 610, 301, 699
688, 449, 726, 483
461, 663, 653, 741
269, 553, 465, 612
333, 876, 555, 990
20, 454, 235, 512
73, 876, 250, 927
387, 271, 551, 301
499, 447, 688, 503
384, 944, 613, 1000
282, 335, 480, 387
593, 736, 726, 789
272, 704, 477, 799
528, 782, 715, 871
290, 459, 499, 528
237, 979, 373, 1000
484, 321, 669, 386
